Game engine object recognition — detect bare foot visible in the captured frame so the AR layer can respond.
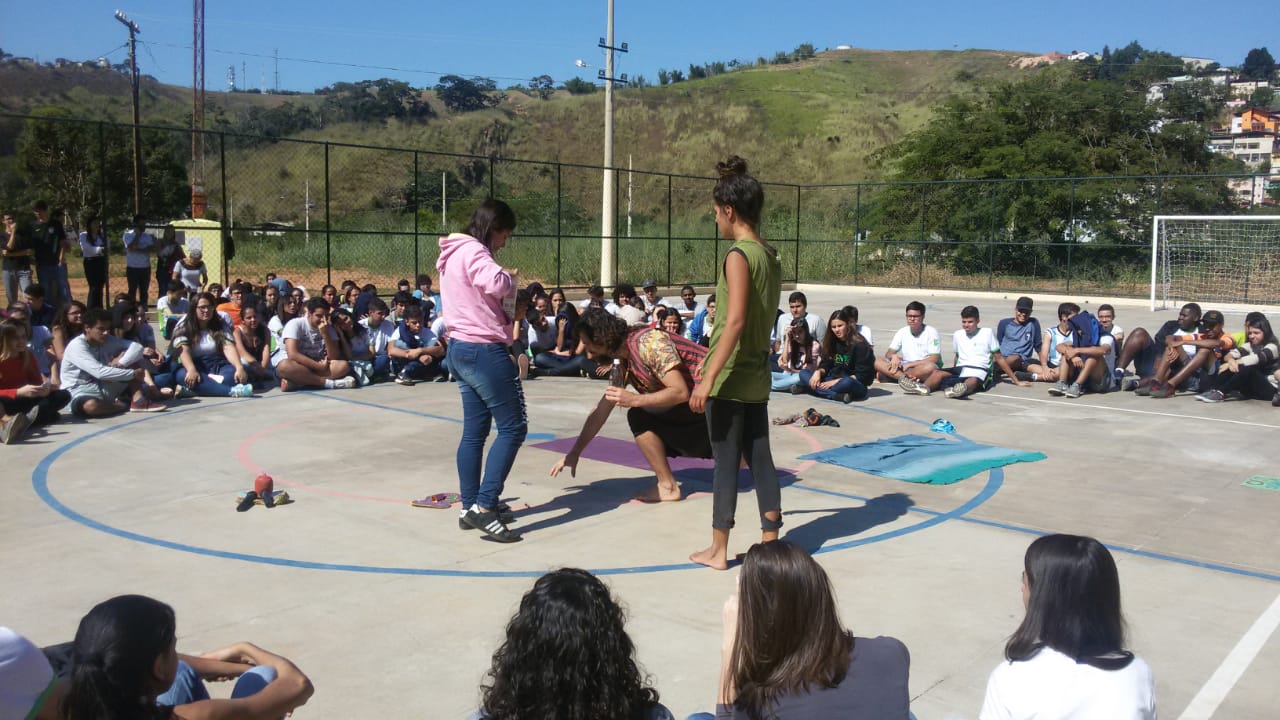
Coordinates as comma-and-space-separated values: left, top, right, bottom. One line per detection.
634, 484, 682, 503
689, 546, 729, 571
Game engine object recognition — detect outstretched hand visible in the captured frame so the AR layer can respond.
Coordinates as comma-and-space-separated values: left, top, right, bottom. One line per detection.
550, 455, 577, 478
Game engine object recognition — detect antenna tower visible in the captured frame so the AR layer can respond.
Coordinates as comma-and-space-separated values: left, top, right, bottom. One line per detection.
191, 0, 207, 218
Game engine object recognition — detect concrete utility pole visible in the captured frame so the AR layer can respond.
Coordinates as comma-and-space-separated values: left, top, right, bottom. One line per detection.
115, 10, 142, 216
596, 0, 627, 287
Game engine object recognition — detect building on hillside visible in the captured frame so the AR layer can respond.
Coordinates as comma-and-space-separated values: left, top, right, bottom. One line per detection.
1226, 176, 1267, 206
1208, 131, 1274, 166
1231, 108, 1280, 134
1181, 57, 1217, 71
1067, 50, 1091, 61
1230, 80, 1270, 99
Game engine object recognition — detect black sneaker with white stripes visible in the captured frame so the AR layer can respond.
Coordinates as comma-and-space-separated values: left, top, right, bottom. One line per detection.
463, 508, 522, 543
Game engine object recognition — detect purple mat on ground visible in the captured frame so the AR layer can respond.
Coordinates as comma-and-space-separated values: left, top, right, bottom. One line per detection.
531, 436, 715, 472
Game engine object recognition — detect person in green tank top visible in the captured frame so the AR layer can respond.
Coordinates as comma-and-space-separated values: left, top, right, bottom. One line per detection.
689, 156, 783, 571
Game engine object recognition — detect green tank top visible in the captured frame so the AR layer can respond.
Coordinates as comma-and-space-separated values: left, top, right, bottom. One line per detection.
708, 238, 782, 403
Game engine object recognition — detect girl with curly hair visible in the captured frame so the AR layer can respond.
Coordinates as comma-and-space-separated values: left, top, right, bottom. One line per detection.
476, 568, 672, 720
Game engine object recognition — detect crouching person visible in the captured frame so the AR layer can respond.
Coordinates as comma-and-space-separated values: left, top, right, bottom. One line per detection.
276, 297, 356, 391
60, 307, 166, 416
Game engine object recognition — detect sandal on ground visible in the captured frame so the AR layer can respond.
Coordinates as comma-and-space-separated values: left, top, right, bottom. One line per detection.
411, 492, 461, 509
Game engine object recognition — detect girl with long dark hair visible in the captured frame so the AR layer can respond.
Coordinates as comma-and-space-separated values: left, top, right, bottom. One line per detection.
234, 304, 274, 388
170, 292, 253, 398
1, 321, 71, 442
77, 216, 108, 308
49, 300, 87, 388
1197, 312, 1280, 404
797, 308, 875, 403
711, 541, 909, 719
533, 288, 584, 377
61, 594, 313, 720
437, 199, 526, 542
476, 568, 672, 720
688, 156, 782, 571
770, 316, 819, 392
979, 534, 1155, 719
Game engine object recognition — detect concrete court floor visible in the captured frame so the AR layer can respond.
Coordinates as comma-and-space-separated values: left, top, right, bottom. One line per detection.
2, 285, 1279, 719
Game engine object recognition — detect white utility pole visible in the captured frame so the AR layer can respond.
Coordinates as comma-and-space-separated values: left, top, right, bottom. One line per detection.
596, 0, 627, 286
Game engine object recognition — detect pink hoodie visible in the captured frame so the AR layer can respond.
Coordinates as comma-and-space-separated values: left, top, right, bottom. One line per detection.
436, 232, 514, 345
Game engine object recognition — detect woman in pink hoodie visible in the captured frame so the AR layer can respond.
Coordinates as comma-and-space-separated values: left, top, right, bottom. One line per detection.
437, 199, 525, 543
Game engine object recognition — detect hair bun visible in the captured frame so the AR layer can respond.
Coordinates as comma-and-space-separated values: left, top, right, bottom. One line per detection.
716, 155, 748, 178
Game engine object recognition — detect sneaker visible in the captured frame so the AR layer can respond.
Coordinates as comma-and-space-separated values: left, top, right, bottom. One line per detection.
229, 383, 254, 398
898, 376, 920, 394
280, 378, 296, 392
835, 392, 853, 404
432, 374, 450, 383
0, 412, 32, 444
1195, 389, 1225, 403
174, 385, 197, 399
332, 376, 358, 390
459, 507, 516, 530
129, 399, 166, 413
463, 508, 522, 543
788, 383, 806, 394
1014, 371, 1035, 382
1121, 376, 1141, 392
1149, 382, 1176, 399
1047, 381, 1069, 396
395, 374, 417, 386
1273, 391, 1280, 407
945, 383, 970, 399
1062, 383, 1083, 399
1133, 380, 1155, 396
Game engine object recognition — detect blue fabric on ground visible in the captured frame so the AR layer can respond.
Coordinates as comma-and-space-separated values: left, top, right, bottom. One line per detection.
799, 434, 1046, 485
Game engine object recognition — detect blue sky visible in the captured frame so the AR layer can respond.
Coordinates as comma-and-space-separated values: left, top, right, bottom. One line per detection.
0, 1, 1269, 92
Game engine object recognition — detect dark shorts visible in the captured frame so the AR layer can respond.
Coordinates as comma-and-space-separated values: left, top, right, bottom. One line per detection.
627, 403, 712, 459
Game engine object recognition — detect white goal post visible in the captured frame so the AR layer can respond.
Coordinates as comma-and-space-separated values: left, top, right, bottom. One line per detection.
1150, 215, 1280, 311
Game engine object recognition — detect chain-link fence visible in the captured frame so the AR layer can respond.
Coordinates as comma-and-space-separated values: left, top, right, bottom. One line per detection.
1, 112, 1270, 302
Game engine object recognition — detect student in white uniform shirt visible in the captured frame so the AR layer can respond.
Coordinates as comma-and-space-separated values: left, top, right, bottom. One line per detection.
881, 301, 942, 385
912, 305, 1028, 398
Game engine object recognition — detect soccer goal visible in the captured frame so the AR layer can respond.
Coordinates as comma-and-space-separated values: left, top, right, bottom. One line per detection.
1151, 215, 1280, 310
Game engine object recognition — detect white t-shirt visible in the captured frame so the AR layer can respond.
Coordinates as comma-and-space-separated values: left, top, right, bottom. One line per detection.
1099, 333, 1117, 381
526, 319, 556, 351
616, 304, 647, 327
774, 312, 825, 348
172, 260, 205, 292
642, 295, 667, 312
953, 326, 999, 378
361, 318, 396, 357
980, 647, 1156, 720
1174, 327, 1200, 357
174, 329, 226, 359
282, 316, 332, 361
889, 325, 941, 364
430, 317, 449, 342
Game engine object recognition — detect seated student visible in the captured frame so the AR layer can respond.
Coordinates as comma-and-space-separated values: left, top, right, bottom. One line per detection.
613, 283, 648, 326
639, 278, 666, 319
686, 294, 716, 347
171, 248, 207, 300
473, 568, 673, 720
0, 626, 64, 720
157, 281, 190, 340
577, 283, 618, 315
216, 282, 249, 330
350, 282, 377, 319
60, 308, 165, 415
5, 303, 56, 381
772, 316, 820, 392
996, 296, 1041, 373
525, 295, 558, 361
389, 304, 446, 385
917, 305, 1028, 399
413, 272, 443, 320
839, 304, 873, 347
673, 284, 705, 321
771, 291, 825, 357
706, 541, 909, 720
0, 321, 71, 443
339, 284, 360, 312
234, 304, 274, 388
1197, 312, 1280, 404
551, 308, 709, 502
1048, 307, 1117, 399
112, 300, 172, 400
534, 295, 585, 377
979, 535, 1155, 720
23, 283, 55, 329
49, 300, 87, 388
318, 283, 340, 310
267, 293, 301, 364
797, 308, 875, 403
276, 297, 356, 391
169, 293, 253, 398
1020, 303, 1076, 385
883, 301, 942, 387
387, 290, 415, 327
357, 297, 395, 383
1097, 303, 1124, 348
657, 307, 686, 337
62, 594, 314, 720
331, 307, 380, 385
1142, 309, 1231, 399
1116, 302, 1202, 391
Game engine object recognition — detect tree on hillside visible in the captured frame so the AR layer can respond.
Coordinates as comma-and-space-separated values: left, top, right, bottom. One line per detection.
687, 64, 706, 80
1251, 86, 1275, 109
872, 64, 1239, 274
317, 79, 431, 122
562, 77, 597, 95
1242, 48, 1275, 80
434, 75, 499, 112
528, 75, 554, 100
793, 43, 816, 61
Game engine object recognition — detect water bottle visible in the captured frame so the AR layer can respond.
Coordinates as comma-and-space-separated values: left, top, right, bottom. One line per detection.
609, 358, 626, 388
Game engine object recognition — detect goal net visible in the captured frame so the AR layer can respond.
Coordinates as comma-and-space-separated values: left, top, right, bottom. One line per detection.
1151, 215, 1280, 310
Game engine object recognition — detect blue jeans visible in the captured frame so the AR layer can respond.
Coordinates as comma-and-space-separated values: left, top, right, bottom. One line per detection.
533, 351, 583, 376
36, 264, 62, 307
771, 371, 802, 391
796, 369, 867, 400
157, 660, 278, 706
176, 363, 237, 397
450, 340, 527, 510
1, 267, 31, 304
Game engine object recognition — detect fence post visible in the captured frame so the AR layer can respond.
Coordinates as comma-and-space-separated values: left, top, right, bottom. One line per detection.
793, 185, 801, 283
488, 156, 495, 199
99, 122, 111, 303
556, 163, 563, 288
219, 132, 229, 284
665, 174, 673, 287
1066, 179, 1076, 293
988, 184, 996, 290
918, 184, 926, 287
324, 143, 332, 286
853, 184, 861, 284
413, 151, 420, 281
